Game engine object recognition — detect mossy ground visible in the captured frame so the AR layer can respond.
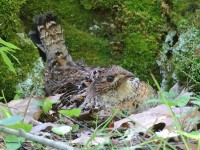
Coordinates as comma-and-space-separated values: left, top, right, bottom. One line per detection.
0, 0, 199, 99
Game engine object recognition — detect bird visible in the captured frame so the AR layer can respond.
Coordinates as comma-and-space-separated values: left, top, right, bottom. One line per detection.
29, 12, 90, 96
80, 65, 157, 115
30, 12, 157, 116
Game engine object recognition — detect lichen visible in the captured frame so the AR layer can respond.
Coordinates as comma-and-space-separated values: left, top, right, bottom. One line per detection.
157, 0, 200, 91
17, 57, 45, 97
158, 26, 200, 91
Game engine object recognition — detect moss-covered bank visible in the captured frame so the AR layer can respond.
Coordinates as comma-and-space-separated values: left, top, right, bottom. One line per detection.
0, 0, 39, 100
0, 0, 199, 100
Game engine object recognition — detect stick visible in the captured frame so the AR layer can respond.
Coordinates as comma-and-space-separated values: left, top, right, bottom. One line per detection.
0, 126, 76, 150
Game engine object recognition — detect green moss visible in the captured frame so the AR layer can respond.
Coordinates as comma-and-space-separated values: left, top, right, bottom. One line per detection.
79, 0, 122, 10
0, 0, 26, 39
108, 0, 166, 85
19, 0, 166, 86
1, 0, 199, 100
0, 0, 39, 100
172, 0, 200, 31
19, 0, 106, 32
63, 24, 112, 66
0, 34, 39, 100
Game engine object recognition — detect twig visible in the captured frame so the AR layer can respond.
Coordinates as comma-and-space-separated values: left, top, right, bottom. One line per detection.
0, 126, 76, 150
22, 90, 35, 123
62, 114, 92, 132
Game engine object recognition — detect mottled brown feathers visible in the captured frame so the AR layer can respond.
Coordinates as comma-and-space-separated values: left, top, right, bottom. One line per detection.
33, 12, 76, 69
31, 13, 157, 115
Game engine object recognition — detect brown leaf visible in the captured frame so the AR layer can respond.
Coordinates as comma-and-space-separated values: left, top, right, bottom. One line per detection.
113, 104, 200, 133
31, 122, 58, 134
72, 132, 110, 146
8, 97, 44, 122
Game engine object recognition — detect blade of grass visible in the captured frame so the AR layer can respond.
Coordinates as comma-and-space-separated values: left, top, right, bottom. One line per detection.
151, 74, 190, 150
0, 38, 20, 50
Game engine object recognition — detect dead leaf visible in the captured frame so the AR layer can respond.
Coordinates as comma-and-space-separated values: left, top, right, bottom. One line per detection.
176, 143, 198, 150
113, 104, 200, 133
0, 94, 62, 124
72, 132, 110, 146
31, 122, 58, 134
47, 94, 62, 101
8, 97, 44, 122
155, 129, 179, 138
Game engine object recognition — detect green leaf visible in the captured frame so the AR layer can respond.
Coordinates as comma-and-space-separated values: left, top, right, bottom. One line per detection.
51, 126, 72, 135
6, 51, 20, 64
178, 131, 200, 140
148, 98, 177, 106
191, 100, 200, 106
59, 108, 81, 117
33, 101, 44, 106
6, 143, 21, 150
176, 93, 190, 107
72, 124, 79, 132
0, 47, 13, 52
0, 107, 11, 117
5, 135, 25, 150
187, 117, 200, 125
5, 135, 25, 143
0, 50, 16, 73
0, 115, 23, 126
7, 123, 33, 132
43, 98, 52, 113
13, 94, 20, 100
0, 38, 20, 50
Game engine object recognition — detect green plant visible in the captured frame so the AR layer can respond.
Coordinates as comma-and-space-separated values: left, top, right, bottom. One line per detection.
4, 135, 25, 150
148, 76, 200, 149
59, 108, 81, 117
0, 38, 20, 74
35, 98, 58, 114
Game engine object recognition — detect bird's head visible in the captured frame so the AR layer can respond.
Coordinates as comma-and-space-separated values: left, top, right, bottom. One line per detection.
90, 65, 135, 94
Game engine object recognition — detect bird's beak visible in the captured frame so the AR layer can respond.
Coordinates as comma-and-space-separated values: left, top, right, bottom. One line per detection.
125, 72, 134, 78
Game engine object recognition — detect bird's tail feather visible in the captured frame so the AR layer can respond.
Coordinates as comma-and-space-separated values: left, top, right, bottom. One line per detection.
30, 12, 76, 69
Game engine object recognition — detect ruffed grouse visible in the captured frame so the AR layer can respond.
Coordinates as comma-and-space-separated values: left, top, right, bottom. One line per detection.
30, 13, 157, 115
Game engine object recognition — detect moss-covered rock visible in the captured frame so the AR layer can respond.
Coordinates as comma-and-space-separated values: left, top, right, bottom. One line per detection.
157, 0, 200, 91
0, 0, 40, 100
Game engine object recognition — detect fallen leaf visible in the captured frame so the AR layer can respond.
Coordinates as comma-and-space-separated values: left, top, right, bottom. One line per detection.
51, 126, 72, 135
31, 122, 58, 134
72, 132, 110, 146
113, 104, 200, 133
8, 97, 44, 122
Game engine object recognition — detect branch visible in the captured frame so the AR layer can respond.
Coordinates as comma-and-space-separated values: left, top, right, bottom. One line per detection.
0, 126, 76, 150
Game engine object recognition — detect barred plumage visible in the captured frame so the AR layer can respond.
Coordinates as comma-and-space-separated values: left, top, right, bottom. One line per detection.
30, 13, 157, 115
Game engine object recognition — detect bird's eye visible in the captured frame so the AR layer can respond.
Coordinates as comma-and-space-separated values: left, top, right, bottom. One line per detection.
106, 75, 114, 82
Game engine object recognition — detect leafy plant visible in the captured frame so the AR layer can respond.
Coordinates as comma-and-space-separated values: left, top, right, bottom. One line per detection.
51, 126, 72, 135
4, 135, 25, 150
191, 96, 200, 107
59, 108, 81, 117
36, 98, 58, 114
13, 89, 24, 100
0, 38, 20, 74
